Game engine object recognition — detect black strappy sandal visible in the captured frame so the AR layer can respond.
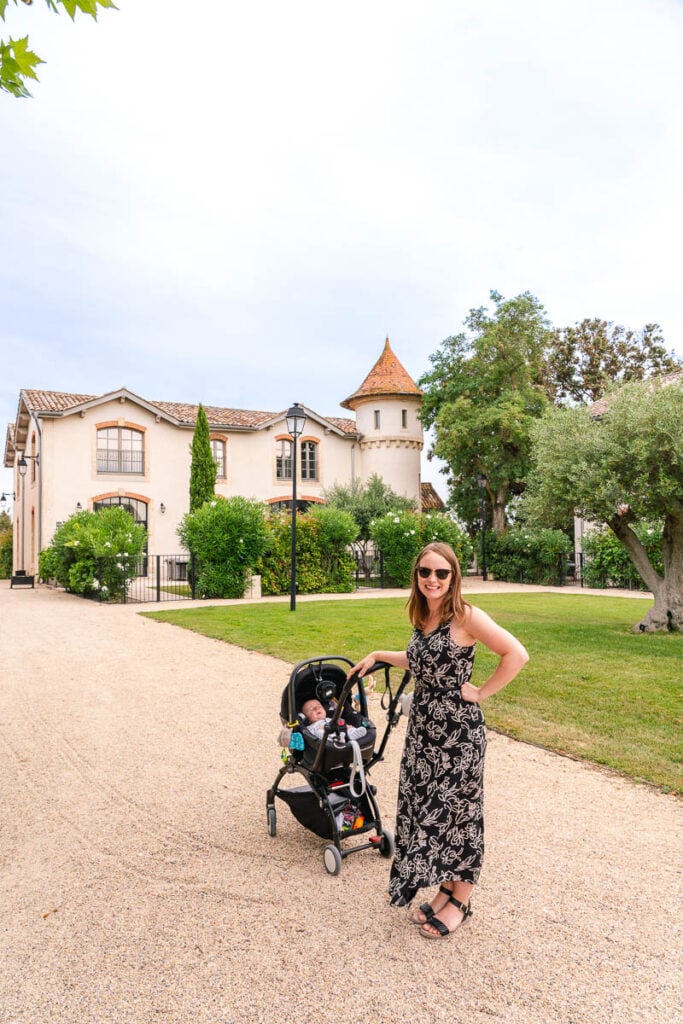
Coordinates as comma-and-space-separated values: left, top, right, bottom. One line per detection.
419, 895, 472, 940
410, 885, 453, 925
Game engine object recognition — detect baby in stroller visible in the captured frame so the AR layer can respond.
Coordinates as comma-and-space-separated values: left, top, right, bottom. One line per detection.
300, 697, 367, 743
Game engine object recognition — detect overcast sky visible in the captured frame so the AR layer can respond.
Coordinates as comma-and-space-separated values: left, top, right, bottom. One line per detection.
2, 0, 682, 501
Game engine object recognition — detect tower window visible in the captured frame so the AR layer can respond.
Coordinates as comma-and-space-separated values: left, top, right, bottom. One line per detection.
374, 410, 381, 430
401, 409, 408, 429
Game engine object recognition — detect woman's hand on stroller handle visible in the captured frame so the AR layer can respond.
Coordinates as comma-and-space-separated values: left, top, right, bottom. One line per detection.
348, 651, 409, 680
347, 654, 378, 680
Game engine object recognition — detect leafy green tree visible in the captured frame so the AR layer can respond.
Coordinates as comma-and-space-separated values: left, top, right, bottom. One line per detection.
323, 473, 415, 574
522, 377, 683, 632
420, 290, 551, 534
1, 0, 116, 98
546, 319, 681, 404
369, 510, 473, 588
38, 506, 146, 599
189, 403, 216, 513
257, 506, 357, 596
178, 496, 268, 599
0, 510, 12, 577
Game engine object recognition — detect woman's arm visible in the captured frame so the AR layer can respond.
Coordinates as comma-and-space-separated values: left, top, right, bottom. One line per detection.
347, 649, 409, 678
460, 606, 529, 704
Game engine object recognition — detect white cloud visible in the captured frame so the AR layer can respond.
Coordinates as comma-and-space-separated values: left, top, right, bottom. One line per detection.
2, 0, 683, 500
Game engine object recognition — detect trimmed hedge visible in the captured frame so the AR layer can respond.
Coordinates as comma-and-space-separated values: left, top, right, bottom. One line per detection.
487, 526, 572, 585
581, 522, 663, 589
369, 511, 473, 587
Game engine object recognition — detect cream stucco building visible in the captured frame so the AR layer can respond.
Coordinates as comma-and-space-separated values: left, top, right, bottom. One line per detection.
4, 339, 434, 575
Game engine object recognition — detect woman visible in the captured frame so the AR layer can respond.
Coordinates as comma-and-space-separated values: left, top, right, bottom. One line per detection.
349, 542, 528, 940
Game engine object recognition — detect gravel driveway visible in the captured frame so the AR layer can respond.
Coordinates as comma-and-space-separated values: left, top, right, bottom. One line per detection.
1, 583, 680, 1024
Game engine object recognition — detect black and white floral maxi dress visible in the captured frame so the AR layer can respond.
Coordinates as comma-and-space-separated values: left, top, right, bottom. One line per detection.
388, 621, 486, 908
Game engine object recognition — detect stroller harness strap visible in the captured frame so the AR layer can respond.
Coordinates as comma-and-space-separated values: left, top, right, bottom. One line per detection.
348, 739, 366, 799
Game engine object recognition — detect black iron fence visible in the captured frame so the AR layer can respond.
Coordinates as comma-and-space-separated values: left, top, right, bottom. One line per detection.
82, 553, 201, 604
124, 553, 200, 603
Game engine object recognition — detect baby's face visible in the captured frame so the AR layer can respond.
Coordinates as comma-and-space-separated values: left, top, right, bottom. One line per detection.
302, 699, 326, 722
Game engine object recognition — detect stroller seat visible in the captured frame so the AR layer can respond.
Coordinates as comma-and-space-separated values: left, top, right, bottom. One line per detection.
288, 661, 377, 772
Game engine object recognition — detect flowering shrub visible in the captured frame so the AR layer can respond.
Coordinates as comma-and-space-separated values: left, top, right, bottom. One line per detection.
257, 506, 358, 595
178, 496, 268, 598
0, 512, 11, 578
38, 507, 146, 599
581, 522, 663, 589
369, 511, 473, 587
487, 527, 572, 585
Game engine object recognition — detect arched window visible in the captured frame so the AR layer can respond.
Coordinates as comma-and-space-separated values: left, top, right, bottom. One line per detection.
97, 427, 144, 474
211, 438, 226, 479
301, 441, 318, 481
276, 439, 292, 480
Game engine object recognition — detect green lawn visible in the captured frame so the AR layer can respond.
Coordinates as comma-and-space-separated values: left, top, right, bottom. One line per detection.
143, 594, 682, 793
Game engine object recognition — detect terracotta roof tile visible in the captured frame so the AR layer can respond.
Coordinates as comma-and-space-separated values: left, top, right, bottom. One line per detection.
420, 482, 446, 511
22, 389, 97, 412
153, 401, 278, 429
15, 390, 359, 434
324, 416, 359, 435
341, 338, 422, 410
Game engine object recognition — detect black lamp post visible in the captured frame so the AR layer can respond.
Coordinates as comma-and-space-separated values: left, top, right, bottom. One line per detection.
477, 473, 488, 581
286, 403, 307, 611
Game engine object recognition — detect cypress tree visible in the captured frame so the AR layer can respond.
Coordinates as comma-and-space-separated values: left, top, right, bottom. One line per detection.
189, 403, 217, 512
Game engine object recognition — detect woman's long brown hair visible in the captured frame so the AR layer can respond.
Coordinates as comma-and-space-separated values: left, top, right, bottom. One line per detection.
406, 542, 469, 631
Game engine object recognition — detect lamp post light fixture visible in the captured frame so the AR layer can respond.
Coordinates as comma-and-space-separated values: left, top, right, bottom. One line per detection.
477, 473, 488, 582
0, 491, 16, 506
17, 453, 39, 477
159, 503, 166, 515
285, 402, 307, 611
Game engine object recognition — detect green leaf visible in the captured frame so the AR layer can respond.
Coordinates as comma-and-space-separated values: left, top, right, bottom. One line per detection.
1, 36, 43, 96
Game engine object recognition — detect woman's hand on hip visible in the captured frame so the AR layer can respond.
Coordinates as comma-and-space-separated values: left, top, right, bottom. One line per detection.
461, 682, 482, 703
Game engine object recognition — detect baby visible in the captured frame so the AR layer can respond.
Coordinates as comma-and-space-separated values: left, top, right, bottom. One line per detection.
300, 698, 367, 742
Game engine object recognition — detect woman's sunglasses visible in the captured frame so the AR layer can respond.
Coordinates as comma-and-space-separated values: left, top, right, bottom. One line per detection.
417, 567, 452, 580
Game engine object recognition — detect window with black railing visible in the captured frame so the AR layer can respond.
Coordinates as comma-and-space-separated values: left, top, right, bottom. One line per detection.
97, 427, 144, 474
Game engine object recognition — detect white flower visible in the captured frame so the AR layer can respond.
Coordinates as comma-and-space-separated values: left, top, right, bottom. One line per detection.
210, 501, 217, 507
123, 552, 129, 557
73, 540, 79, 546
410, 529, 415, 535
117, 563, 124, 570
92, 579, 100, 589
101, 585, 108, 592
104, 541, 111, 548
393, 517, 400, 523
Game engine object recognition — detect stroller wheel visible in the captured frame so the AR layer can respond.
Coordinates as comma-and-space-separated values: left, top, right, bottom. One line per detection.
379, 829, 395, 859
323, 844, 343, 876
267, 807, 277, 837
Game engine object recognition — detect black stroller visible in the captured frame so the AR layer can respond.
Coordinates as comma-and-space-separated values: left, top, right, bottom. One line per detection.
266, 654, 411, 875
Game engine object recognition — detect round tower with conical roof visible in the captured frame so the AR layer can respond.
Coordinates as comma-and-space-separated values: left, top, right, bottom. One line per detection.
341, 337, 423, 504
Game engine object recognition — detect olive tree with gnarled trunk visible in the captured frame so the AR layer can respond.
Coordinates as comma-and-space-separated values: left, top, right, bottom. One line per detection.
521, 377, 683, 632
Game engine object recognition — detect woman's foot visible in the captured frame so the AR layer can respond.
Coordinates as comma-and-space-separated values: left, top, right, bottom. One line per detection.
420, 895, 471, 940
410, 883, 453, 925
